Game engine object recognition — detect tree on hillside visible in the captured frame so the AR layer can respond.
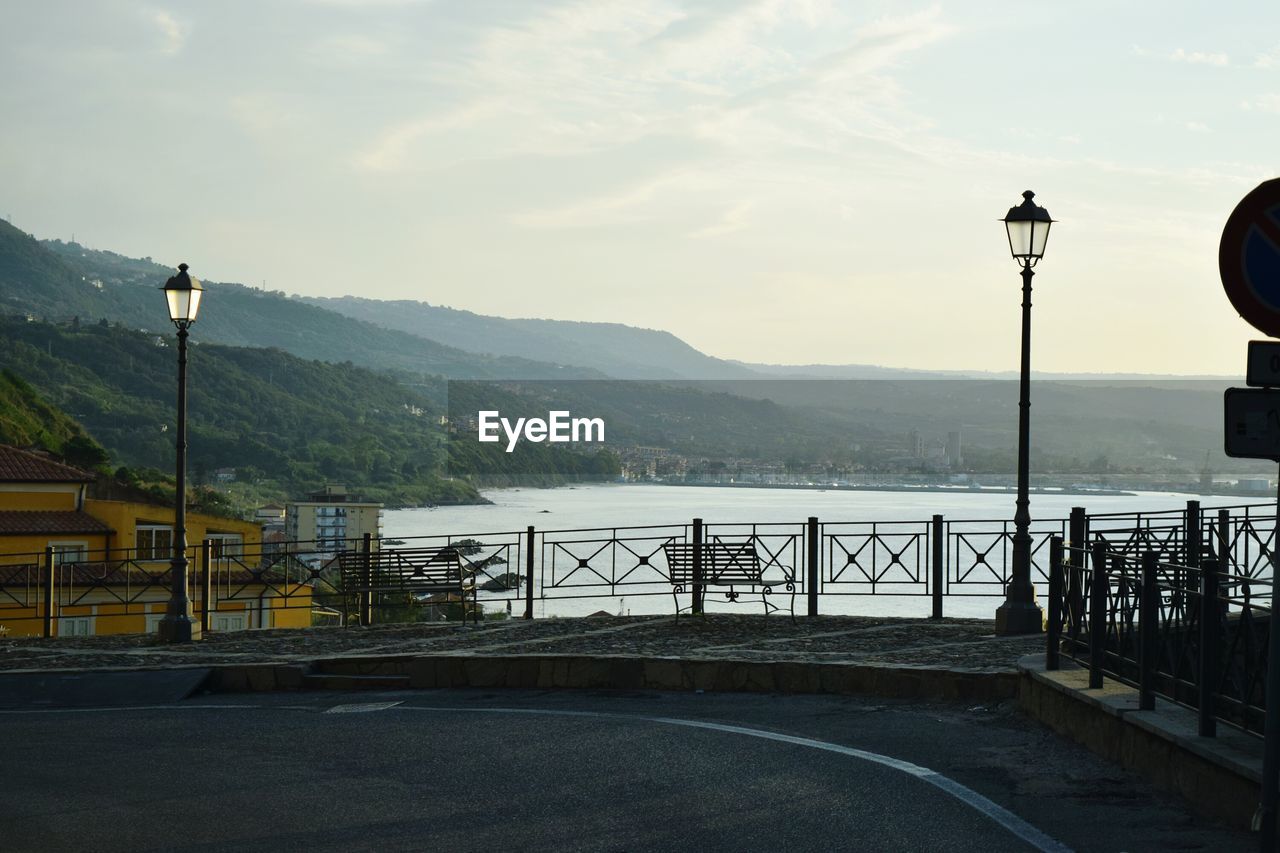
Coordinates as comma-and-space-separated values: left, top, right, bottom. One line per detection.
62, 434, 110, 471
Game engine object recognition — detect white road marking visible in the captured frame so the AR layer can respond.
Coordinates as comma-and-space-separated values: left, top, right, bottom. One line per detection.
402, 706, 1072, 853
654, 717, 1072, 853
324, 700, 404, 714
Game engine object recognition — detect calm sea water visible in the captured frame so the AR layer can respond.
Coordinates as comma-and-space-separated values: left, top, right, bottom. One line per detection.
382, 484, 1249, 620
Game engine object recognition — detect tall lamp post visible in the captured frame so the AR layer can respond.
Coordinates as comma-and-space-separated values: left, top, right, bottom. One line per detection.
995, 191, 1054, 635
158, 263, 204, 643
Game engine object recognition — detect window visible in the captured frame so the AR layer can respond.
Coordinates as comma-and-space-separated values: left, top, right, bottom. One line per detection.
136, 526, 174, 561
58, 617, 93, 637
213, 613, 246, 632
49, 542, 88, 566
206, 534, 243, 559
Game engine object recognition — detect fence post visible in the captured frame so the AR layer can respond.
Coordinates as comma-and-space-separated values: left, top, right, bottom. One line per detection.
1215, 509, 1233, 624
1198, 556, 1219, 737
1183, 500, 1201, 617
1185, 499, 1202, 569
1139, 551, 1158, 712
807, 516, 819, 617
692, 518, 704, 615
1216, 508, 1230, 576
201, 538, 212, 635
524, 526, 535, 620
42, 545, 54, 639
1047, 536, 1063, 670
930, 515, 944, 619
1069, 507, 1086, 654
1089, 541, 1108, 690
360, 532, 373, 627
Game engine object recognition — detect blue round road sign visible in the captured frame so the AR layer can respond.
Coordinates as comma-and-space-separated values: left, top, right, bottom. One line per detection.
1221, 177, 1280, 337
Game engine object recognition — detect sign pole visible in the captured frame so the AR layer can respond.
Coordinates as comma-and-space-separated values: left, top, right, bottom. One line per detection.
1262, 464, 1280, 849
1216, 178, 1280, 843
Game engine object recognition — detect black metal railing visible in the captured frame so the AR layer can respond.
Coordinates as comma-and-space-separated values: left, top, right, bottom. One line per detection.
1, 500, 1275, 638
1047, 534, 1272, 738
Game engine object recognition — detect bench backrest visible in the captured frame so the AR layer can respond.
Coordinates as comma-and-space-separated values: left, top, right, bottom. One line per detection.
338, 546, 465, 593
662, 540, 762, 585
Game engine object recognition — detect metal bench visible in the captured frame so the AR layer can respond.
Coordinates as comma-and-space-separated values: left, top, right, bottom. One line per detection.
338, 545, 476, 624
662, 540, 795, 620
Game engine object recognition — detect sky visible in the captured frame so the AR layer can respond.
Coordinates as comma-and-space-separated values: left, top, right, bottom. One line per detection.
2, 0, 1278, 374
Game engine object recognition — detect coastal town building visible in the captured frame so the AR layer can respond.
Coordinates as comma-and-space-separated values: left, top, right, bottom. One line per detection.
285, 484, 383, 550
0, 444, 311, 637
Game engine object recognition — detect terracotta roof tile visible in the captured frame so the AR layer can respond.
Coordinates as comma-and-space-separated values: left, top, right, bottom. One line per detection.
0, 560, 310, 588
0, 445, 95, 483
0, 510, 112, 536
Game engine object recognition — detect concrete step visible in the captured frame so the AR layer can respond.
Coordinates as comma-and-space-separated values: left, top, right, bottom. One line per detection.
301, 673, 411, 691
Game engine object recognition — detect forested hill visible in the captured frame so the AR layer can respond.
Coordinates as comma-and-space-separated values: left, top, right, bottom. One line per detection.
0, 222, 593, 380
0, 317, 482, 505
0, 368, 109, 469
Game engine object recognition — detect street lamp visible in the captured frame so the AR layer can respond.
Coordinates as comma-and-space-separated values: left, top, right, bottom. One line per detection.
996, 191, 1054, 635
158, 263, 204, 643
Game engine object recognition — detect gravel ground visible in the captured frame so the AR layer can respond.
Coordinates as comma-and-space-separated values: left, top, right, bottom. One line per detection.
0, 614, 1044, 672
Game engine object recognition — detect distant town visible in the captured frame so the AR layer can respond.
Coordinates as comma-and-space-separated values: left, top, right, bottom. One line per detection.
610, 432, 1273, 498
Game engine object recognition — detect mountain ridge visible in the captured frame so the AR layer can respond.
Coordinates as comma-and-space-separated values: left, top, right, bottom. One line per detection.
1, 223, 598, 381
302, 294, 758, 380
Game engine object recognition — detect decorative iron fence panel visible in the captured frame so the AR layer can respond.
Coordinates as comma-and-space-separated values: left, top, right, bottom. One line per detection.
820, 520, 933, 596
945, 517, 1068, 596
539, 523, 689, 602
3, 500, 1276, 636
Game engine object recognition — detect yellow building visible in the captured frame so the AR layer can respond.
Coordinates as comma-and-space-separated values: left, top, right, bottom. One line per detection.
0, 445, 314, 637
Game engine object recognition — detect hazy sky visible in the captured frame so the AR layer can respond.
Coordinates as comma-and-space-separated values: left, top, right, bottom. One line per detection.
2, 1, 1278, 373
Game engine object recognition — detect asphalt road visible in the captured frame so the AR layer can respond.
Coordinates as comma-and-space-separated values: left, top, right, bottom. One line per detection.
0, 687, 1254, 852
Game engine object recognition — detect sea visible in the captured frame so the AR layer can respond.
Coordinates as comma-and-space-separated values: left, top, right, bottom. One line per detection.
381, 484, 1258, 620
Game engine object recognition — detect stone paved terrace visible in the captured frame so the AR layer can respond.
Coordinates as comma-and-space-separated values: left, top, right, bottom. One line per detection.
0, 615, 1044, 673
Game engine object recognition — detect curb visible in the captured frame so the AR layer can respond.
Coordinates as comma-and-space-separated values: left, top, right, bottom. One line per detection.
203, 653, 1019, 702
1016, 654, 1262, 830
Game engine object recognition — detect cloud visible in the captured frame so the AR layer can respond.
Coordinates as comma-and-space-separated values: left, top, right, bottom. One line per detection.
1255, 44, 1280, 68
151, 9, 188, 56
351, 2, 958, 235
689, 200, 754, 239
1240, 94, 1280, 113
354, 102, 499, 173
309, 34, 390, 64
354, 0, 952, 168
508, 173, 681, 229
1185, 120, 1210, 133
1133, 44, 1229, 66
228, 93, 302, 141
1169, 47, 1228, 66
298, 0, 433, 6
640, 0, 834, 80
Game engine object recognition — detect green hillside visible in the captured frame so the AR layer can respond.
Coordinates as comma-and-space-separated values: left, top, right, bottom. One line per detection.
0, 317, 485, 505
0, 368, 109, 469
2, 224, 597, 380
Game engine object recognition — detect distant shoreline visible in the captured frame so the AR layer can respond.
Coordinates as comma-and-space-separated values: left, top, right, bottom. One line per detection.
658, 481, 1138, 497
